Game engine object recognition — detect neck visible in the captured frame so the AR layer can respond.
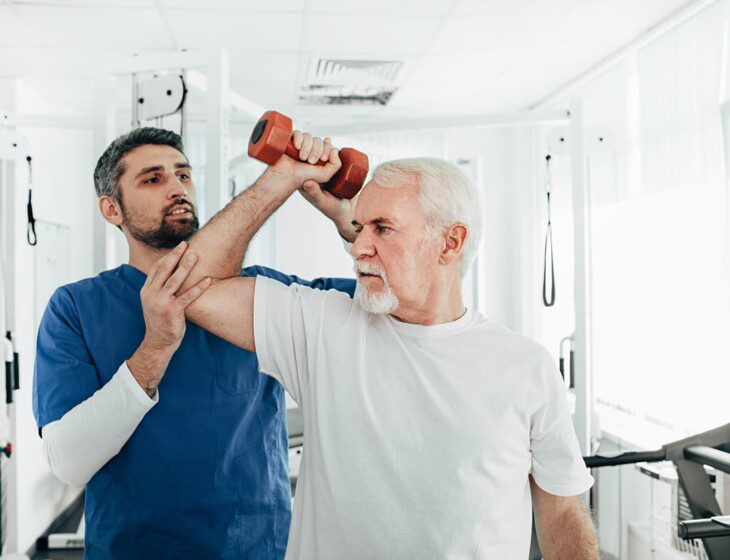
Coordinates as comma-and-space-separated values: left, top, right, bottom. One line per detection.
127, 237, 172, 274
390, 272, 466, 326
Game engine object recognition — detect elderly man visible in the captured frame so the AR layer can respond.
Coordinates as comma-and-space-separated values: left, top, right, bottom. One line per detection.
165, 136, 598, 559
33, 127, 355, 558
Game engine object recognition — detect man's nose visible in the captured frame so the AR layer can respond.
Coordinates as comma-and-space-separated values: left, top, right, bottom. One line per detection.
167, 178, 188, 200
351, 232, 375, 259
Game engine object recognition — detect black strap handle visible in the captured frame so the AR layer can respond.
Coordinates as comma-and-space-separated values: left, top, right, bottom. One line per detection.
26, 156, 37, 246
542, 217, 555, 307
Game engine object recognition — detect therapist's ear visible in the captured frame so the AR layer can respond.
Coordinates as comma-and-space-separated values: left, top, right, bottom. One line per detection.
99, 195, 123, 227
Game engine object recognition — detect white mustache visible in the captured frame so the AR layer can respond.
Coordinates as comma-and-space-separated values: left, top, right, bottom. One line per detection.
354, 261, 386, 280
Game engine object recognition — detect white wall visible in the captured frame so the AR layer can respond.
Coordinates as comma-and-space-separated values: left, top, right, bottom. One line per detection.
2, 76, 96, 553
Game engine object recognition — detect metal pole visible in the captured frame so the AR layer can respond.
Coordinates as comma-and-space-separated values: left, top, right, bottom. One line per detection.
569, 99, 593, 457
204, 49, 230, 223
92, 77, 116, 273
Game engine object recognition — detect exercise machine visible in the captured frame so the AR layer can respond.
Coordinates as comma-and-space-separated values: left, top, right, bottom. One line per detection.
584, 422, 730, 560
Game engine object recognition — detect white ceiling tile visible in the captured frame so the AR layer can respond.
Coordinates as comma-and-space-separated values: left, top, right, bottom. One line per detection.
405, 51, 509, 88
228, 81, 299, 106
428, 7, 566, 54
229, 51, 300, 85
165, 10, 302, 50
10, 6, 171, 48
302, 14, 442, 56
452, 0, 580, 17
308, 0, 455, 16
159, 0, 304, 10
17, 0, 156, 6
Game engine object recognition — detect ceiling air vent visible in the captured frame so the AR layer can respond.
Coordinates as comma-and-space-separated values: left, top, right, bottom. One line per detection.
299, 59, 402, 106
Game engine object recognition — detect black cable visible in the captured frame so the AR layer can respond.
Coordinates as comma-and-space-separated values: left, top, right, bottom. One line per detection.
542, 155, 555, 307
26, 156, 37, 246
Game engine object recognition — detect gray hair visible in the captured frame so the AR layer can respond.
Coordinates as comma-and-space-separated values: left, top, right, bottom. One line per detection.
93, 127, 185, 200
371, 157, 483, 277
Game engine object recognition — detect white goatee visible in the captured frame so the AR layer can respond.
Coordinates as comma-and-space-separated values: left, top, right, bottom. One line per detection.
353, 261, 399, 314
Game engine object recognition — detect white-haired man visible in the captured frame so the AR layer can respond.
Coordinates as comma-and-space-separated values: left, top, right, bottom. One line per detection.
162, 136, 598, 559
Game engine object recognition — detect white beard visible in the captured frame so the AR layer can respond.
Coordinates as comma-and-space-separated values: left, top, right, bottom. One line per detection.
353, 262, 399, 314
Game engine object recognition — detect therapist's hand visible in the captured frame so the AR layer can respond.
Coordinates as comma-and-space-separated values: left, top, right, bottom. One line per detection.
127, 241, 211, 398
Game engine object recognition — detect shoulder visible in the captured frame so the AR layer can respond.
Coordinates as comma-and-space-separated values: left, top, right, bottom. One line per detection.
43, 268, 122, 325
471, 315, 556, 373
257, 274, 359, 318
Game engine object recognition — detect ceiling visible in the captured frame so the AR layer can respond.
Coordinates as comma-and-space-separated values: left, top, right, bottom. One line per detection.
0, 0, 695, 121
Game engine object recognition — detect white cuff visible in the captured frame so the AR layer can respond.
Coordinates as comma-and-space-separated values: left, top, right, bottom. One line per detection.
120, 361, 159, 405
43, 360, 158, 487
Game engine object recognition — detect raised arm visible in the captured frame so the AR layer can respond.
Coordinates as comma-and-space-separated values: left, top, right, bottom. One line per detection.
180, 134, 341, 289
178, 133, 341, 349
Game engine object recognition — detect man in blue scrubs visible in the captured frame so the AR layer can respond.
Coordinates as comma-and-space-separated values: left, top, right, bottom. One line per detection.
33, 127, 354, 558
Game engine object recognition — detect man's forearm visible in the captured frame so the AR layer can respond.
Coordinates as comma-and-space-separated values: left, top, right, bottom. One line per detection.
183, 168, 298, 289
538, 501, 598, 560
42, 362, 157, 487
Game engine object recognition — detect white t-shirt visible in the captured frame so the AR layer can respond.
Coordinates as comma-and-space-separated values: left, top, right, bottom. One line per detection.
254, 276, 593, 560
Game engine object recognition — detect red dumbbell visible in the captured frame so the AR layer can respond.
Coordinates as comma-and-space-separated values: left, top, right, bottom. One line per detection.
248, 110, 369, 199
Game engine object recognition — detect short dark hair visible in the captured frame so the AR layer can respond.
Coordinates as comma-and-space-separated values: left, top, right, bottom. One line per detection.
93, 127, 185, 199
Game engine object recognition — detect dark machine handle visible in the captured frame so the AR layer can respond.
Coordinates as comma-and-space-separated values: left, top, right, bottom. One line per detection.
4, 360, 12, 405
583, 448, 666, 468
12, 351, 19, 391
684, 446, 730, 475
678, 516, 730, 540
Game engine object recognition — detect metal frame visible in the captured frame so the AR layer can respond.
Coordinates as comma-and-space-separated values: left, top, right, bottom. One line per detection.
584, 422, 730, 560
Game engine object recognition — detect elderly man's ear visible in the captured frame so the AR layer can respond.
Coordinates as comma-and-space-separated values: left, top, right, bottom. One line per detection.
439, 223, 468, 267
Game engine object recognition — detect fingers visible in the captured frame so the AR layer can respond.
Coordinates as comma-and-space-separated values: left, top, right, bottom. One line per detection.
176, 276, 212, 308
321, 137, 333, 162
308, 136, 324, 164
329, 147, 341, 168
299, 133, 313, 162
292, 130, 303, 150
293, 132, 333, 164
162, 250, 198, 295
148, 240, 187, 289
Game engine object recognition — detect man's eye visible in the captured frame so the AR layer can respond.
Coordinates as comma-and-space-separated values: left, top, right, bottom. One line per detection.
376, 225, 391, 234
143, 176, 159, 184
178, 173, 190, 180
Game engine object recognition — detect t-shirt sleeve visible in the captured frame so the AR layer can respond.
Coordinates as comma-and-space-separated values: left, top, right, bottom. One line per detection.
529, 350, 594, 497
253, 275, 343, 406
33, 287, 102, 429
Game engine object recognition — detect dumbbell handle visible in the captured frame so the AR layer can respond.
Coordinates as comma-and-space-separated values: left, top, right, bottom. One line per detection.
248, 111, 368, 199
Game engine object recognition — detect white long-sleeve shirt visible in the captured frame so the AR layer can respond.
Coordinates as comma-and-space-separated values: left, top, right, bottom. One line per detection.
42, 361, 157, 487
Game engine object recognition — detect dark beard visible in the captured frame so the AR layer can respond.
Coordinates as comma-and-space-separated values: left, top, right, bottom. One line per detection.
122, 205, 200, 248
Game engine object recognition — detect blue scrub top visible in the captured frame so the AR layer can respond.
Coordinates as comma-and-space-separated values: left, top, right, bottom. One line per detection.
33, 264, 355, 560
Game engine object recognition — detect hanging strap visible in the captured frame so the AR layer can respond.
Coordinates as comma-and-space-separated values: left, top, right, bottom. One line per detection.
542, 155, 555, 307
543, 215, 555, 307
26, 156, 36, 246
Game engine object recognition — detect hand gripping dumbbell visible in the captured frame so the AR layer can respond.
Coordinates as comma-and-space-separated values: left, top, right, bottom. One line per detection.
248, 110, 369, 199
